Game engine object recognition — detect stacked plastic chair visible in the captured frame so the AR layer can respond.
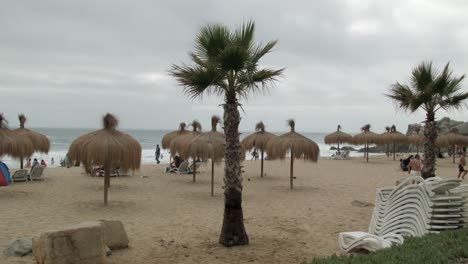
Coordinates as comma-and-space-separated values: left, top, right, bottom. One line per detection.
339, 176, 467, 252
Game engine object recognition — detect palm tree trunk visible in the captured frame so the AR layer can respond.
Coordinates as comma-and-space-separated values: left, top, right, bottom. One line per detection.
211, 160, 214, 197
219, 94, 248, 247
260, 150, 264, 177
422, 112, 437, 179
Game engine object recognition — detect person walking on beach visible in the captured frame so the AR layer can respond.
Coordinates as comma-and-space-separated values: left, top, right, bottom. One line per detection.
408, 154, 422, 176
155, 144, 161, 164
458, 152, 467, 180
251, 149, 258, 160
51, 157, 54, 166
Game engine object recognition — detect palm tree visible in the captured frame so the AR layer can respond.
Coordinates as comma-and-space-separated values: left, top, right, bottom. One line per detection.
386, 62, 467, 179
169, 21, 283, 246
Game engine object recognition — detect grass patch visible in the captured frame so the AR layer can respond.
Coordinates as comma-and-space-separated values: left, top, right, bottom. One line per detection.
306, 229, 468, 264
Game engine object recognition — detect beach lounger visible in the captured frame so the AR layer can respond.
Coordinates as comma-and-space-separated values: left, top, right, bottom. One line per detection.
29, 165, 45, 181
339, 176, 468, 253
116, 168, 130, 177
11, 169, 28, 182
168, 161, 191, 174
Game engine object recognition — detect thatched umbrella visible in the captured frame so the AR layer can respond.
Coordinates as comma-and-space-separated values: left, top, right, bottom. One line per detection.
241, 121, 276, 177
169, 120, 202, 182
161, 122, 189, 150
68, 130, 100, 173
352, 124, 379, 163
437, 128, 468, 163
186, 116, 225, 196
68, 114, 141, 206
265, 119, 319, 189
378, 125, 408, 161
408, 127, 424, 154
378, 126, 392, 157
14, 114, 50, 168
324, 125, 352, 155
0, 114, 34, 165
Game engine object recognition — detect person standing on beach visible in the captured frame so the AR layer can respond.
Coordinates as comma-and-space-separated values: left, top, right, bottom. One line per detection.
155, 144, 161, 164
51, 157, 54, 166
408, 154, 422, 176
458, 152, 467, 180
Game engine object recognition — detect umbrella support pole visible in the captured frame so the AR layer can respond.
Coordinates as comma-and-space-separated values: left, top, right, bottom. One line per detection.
193, 160, 196, 182
366, 143, 369, 163
104, 163, 110, 206
453, 145, 456, 164
337, 141, 340, 155
211, 160, 214, 196
290, 154, 294, 189
260, 150, 264, 177
393, 142, 396, 161
20, 157, 24, 169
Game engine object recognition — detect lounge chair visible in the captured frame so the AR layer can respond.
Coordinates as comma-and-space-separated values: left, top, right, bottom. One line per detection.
11, 169, 28, 182
339, 176, 467, 252
330, 150, 350, 160
168, 161, 190, 174
116, 168, 130, 177
29, 165, 45, 181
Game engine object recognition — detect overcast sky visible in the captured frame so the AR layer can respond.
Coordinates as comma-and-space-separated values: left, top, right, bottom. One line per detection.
1, 0, 468, 133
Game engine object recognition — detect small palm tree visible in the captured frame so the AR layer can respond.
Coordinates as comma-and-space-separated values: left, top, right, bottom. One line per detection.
386, 62, 467, 179
169, 21, 283, 246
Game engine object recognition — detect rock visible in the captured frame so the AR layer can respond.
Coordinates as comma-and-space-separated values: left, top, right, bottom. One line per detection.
105, 246, 112, 257
437, 117, 463, 132
3, 238, 32, 257
406, 123, 423, 136
454, 123, 468, 136
330, 146, 356, 151
99, 220, 129, 250
32, 221, 105, 264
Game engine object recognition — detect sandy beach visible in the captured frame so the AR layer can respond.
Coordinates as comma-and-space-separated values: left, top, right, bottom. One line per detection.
0, 156, 461, 264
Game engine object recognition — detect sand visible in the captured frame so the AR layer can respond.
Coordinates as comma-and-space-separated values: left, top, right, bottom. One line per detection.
0, 156, 461, 264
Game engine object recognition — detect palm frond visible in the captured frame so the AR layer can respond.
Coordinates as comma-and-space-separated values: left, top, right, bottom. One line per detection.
233, 21, 255, 50
386, 82, 418, 112
193, 23, 230, 61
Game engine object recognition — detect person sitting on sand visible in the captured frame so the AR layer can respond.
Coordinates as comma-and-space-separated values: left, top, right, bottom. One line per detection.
25, 158, 32, 168
457, 152, 467, 180
40, 159, 47, 167
407, 154, 422, 176
400, 155, 413, 171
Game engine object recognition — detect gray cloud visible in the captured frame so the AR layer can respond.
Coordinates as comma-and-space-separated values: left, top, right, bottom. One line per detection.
1, 0, 468, 133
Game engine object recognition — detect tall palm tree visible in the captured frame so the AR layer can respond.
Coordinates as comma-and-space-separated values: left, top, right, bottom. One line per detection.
169, 21, 283, 246
386, 62, 467, 179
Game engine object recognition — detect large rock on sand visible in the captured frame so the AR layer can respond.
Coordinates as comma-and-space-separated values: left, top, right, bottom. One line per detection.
99, 220, 129, 250
3, 238, 32, 257
32, 221, 106, 264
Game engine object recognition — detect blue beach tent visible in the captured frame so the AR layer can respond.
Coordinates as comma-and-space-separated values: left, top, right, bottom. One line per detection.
0, 161, 11, 186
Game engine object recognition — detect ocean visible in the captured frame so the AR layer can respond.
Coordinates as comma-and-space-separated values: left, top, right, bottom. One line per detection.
0, 128, 371, 169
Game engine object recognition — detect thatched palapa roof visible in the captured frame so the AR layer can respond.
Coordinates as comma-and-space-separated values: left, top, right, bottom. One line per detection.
187, 116, 225, 161
352, 124, 379, 145
14, 114, 50, 153
169, 120, 202, 159
0, 114, 34, 159
324, 125, 352, 145
408, 127, 424, 146
378, 125, 408, 144
436, 128, 468, 147
161, 122, 189, 149
241, 121, 276, 151
266, 119, 319, 161
68, 113, 142, 171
